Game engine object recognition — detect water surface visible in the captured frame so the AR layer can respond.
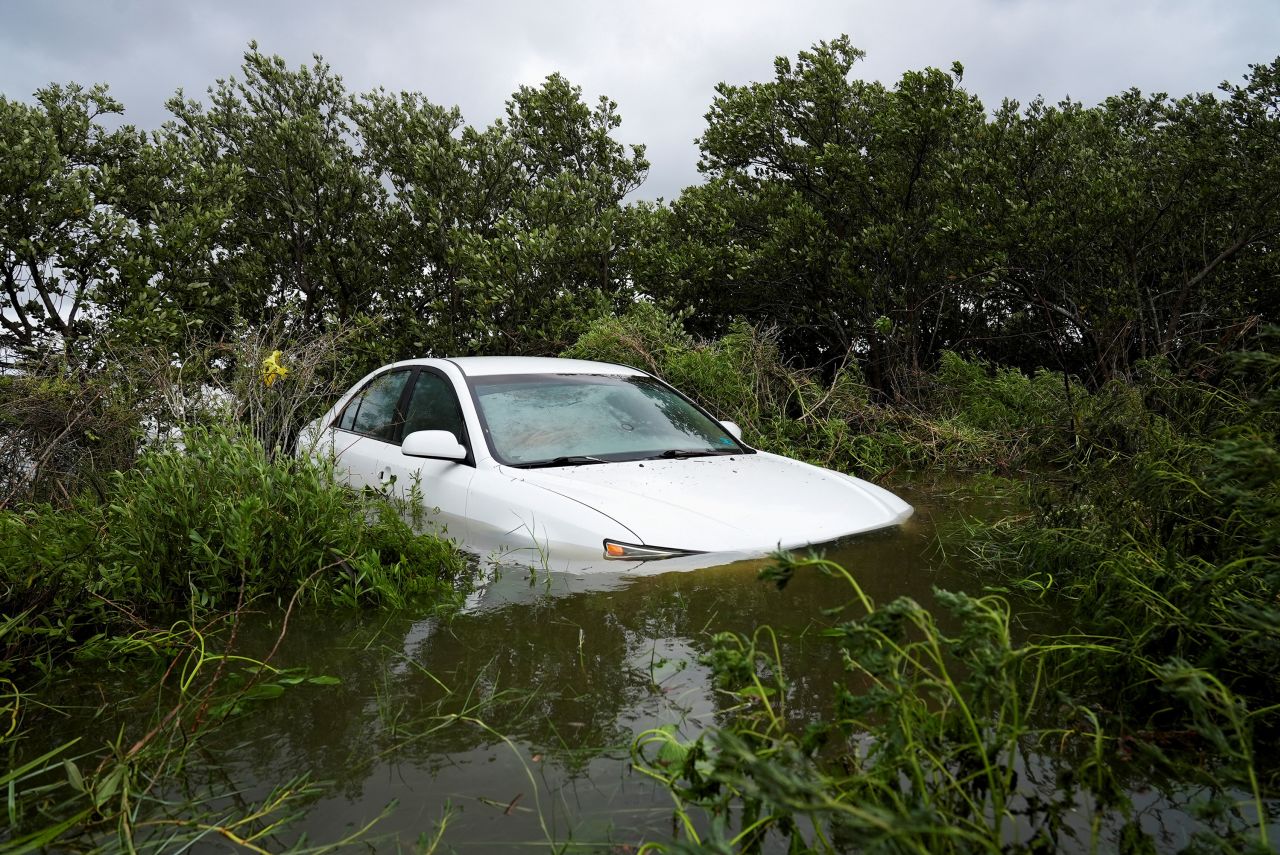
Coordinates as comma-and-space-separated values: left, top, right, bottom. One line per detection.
33, 482, 1268, 851
184, 483, 1031, 849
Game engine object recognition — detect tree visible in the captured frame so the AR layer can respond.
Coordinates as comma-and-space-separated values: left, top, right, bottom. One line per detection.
983, 71, 1280, 382
162, 44, 389, 334
652, 36, 1280, 389
644, 37, 988, 395
361, 73, 649, 356
0, 84, 135, 364
93, 128, 244, 353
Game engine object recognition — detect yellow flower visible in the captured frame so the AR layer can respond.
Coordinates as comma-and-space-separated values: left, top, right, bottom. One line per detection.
261, 350, 289, 387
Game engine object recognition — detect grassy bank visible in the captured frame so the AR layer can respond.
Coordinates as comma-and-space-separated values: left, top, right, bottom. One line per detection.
1, 425, 467, 675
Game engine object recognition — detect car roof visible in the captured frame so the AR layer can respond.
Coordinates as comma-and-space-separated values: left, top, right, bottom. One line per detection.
441, 356, 647, 378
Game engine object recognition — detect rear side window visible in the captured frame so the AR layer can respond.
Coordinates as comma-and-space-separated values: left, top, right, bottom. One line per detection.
337, 399, 358, 430
336, 370, 410, 441
403, 372, 466, 442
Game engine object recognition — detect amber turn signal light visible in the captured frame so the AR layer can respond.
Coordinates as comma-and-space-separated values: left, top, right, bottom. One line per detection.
602, 540, 701, 560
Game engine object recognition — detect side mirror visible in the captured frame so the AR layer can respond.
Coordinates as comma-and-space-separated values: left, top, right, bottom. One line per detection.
402, 430, 467, 461
720, 420, 743, 441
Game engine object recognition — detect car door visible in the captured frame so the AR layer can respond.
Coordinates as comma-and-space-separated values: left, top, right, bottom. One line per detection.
328, 369, 413, 491
378, 368, 475, 543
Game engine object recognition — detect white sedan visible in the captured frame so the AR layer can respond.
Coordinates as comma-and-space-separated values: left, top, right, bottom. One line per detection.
301, 357, 912, 568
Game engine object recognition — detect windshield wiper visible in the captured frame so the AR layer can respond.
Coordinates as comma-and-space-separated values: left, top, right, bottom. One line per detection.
510, 455, 609, 469
647, 448, 739, 460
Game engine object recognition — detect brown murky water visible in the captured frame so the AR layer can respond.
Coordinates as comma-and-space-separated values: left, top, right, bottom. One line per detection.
178, 483, 1039, 849
29, 483, 1267, 851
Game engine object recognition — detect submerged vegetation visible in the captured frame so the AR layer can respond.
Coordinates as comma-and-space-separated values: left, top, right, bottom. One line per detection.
635, 554, 1274, 854
2, 31, 1278, 853
0, 425, 468, 851
0, 333, 468, 851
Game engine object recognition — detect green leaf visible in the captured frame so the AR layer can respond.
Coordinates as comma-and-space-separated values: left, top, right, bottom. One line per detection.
94, 765, 125, 808
242, 683, 285, 700
63, 759, 85, 793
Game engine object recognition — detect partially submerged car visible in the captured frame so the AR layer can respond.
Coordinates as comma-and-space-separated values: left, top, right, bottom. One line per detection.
301, 357, 912, 568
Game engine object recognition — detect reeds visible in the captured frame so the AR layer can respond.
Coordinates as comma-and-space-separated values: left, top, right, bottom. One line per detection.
0, 608, 407, 853
632, 553, 1273, 853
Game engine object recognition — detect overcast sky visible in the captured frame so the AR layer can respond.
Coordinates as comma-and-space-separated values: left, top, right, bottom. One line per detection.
3, 0, 1277, 200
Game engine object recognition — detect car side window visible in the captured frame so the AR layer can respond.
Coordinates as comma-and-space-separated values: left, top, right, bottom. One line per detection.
336, 370, 410, 441
403, 371, 466, 443
336, 398, 359, 431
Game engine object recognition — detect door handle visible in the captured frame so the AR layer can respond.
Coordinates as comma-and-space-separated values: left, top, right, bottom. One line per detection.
378, 469, 392, 484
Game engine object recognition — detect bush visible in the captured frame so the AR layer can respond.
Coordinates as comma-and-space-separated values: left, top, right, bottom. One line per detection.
0, 425, 467, 673
0, 368, 139, 508
934, 350, 1069, 432
137, 321, 377, 459
969, 342, 1280, 733
566, 305, 1039, 476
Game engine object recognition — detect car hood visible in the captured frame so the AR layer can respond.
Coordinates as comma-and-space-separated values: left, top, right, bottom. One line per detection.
501, 452, 913, 553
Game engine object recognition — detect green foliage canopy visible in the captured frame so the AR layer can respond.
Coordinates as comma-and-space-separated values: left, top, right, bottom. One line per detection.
2, 38, 1277, 395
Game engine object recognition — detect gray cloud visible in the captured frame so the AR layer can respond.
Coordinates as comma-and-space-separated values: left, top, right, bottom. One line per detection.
3, 0, 1277, 200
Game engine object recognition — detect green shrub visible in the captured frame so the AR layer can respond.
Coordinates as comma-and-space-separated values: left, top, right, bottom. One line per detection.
933, 350, 1069, 435
0, 425, 466, 673
970, 344, 1280, 733
562, 300, 696, 374
566, 306, 1039, 476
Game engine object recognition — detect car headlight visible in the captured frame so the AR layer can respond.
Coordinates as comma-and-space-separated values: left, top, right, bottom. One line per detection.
603, 540, 701, 560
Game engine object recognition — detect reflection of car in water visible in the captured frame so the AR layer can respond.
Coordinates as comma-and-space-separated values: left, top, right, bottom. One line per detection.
300, 357, 913, 569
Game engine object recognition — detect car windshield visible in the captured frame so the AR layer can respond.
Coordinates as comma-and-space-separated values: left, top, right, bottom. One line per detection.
469, 373, 746, 466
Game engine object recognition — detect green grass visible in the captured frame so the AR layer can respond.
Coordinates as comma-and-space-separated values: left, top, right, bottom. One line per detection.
633, 554, 1273, 853
0, 424, 467, 677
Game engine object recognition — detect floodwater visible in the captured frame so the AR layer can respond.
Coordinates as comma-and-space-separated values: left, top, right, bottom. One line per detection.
235, 489, 983, 847
24, 483, 1274, 851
